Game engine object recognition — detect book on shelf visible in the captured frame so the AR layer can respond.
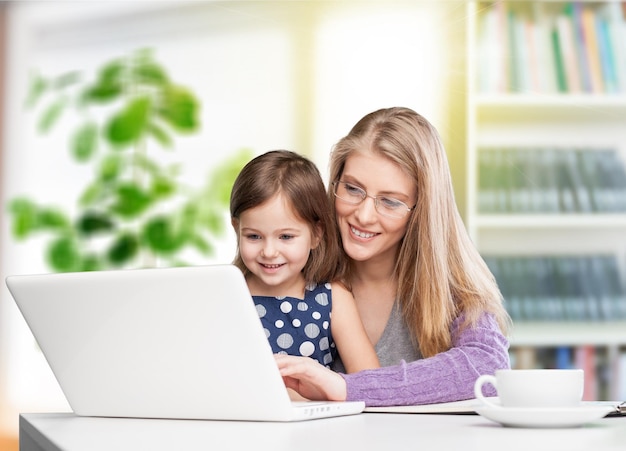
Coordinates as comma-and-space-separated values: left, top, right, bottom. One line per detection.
593, 149, 626, 212
556, 9, 582, 92
596, 6, 619, 93
619, 353, 626, 400
576, 345, 598, 401
509, 346, 626, 405
582, 3, 606, 93
532, 2, 558, 93
607, 1, 626, 93
477, 147, 626, 214
555, 150, 577, 213
551, 19, 569, 92
569, 2, 595, 93
555, 346, 574, 369
484, 255, 626, 322
538, 149, 561, 213
476, 1, 626, 94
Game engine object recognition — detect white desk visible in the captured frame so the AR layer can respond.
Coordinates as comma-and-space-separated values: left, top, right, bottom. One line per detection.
20, 412, 626, 451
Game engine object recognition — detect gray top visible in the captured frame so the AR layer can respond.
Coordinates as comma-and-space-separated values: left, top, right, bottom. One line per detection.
332, 301, 421, 372
373, 301, 422, 366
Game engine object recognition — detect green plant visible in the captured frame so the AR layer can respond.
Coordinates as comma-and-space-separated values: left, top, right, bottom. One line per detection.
8, 49, 251, 271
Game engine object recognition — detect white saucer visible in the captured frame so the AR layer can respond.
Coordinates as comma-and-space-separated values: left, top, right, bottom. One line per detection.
475, 404, 615, 428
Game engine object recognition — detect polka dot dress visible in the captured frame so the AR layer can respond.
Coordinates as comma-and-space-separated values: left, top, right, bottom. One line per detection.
253, 282, 337, 367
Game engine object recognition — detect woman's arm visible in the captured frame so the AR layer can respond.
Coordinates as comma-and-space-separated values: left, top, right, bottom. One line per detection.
342, 313, 510, 406
330, 282, 380, 373
276, 313, 510, 406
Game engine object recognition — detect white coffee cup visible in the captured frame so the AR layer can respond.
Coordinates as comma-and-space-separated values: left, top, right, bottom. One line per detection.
474, 369, 584, 409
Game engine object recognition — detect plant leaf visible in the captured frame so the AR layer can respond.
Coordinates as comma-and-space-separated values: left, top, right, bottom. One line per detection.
38, 208, 70, 230
25, 72, 48, 109
7, 198, 39, 239
47, 236, 81, 272
151, 176, 176, 199
37, 97, 67, 133
206, 148, 254, 206
106, 96, 151, 147
147, 122, 172, 148
80, 254, 102, 272
107, 232, 139, 266
189, 234, 214, 255
81, 60, 124, 103
142, 216, 183, 254
133, 61, 169, 85
77, 211, 114, 236
53, 71, 81, 89
71, 122, 99, 162
111, 183, 152, 217
158, 85, 199, 132
98, 154, 123, 182
79, 180, 107, 207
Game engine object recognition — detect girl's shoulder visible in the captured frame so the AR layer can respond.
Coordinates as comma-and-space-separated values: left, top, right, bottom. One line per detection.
305, 281, 332, 297
305, 281, 332, 291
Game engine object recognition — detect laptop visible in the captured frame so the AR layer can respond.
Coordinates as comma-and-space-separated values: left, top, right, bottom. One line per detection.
6, 264, 365, 421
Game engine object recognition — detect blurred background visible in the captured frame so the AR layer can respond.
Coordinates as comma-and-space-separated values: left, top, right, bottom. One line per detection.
1, 1, 626, 448
0, 1, 465, 445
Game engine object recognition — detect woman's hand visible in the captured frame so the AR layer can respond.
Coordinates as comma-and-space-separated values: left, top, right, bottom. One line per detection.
274, 354, 348, 402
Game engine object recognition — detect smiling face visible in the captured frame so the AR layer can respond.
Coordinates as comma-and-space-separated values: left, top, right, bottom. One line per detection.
335, 150, 416, 270
234, 193, 320, 298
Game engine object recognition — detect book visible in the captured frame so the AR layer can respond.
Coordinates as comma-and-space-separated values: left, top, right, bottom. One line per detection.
478, 149, 497, 213
606, 151, 626, 212
365, 397, 626, 416
575, 345, 598, 401
551, 25, 568, 92
581, 4, 605, 93
600, 254, 626, 318
576, 149, 601, 212
508, 8, 523, 92
483, 1, 509, 93
594, 150, 621, 212
538, 149, 561, 213
556, 12, 582, 93
555, 150, 576, 213
618, 353, 626, 401
532, 1, 558, 93
364, 398, 486, 415
606, 1, 626, 92
568, 2, 593, 92
563, 149, 591, 213
596, 10, 618, 93
587, 255, 615, 320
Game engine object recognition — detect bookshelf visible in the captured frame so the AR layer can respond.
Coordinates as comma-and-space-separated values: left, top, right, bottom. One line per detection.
466, 1, 626, 401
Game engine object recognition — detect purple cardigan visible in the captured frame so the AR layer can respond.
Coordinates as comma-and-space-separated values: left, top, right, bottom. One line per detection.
341, 313, 510, 406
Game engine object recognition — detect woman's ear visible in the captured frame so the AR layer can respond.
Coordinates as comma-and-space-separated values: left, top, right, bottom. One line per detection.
231, 218, 239, 232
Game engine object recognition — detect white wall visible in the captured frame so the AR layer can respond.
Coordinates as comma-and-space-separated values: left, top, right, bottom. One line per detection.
0, 0, 458, 436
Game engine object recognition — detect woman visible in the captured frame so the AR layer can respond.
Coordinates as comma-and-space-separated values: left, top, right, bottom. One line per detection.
275, 107, 511, 406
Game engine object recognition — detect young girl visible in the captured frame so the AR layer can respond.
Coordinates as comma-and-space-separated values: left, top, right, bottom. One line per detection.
230, 150, 379, 373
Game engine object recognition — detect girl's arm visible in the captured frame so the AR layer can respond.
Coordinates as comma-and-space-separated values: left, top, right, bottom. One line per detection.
330, 282, 380, 373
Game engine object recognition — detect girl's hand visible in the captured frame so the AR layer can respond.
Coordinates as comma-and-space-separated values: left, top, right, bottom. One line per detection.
274, 354, 348, 402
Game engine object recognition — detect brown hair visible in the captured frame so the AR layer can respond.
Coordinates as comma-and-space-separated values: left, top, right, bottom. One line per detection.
230, 150, 340, 285
328, 107, 511, 357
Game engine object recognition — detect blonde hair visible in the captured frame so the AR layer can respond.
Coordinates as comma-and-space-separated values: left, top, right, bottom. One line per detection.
329, 107, 511, 357
230, 150, 340, 285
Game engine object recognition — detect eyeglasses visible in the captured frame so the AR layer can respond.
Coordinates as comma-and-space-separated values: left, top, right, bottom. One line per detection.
333, 181, 414, 219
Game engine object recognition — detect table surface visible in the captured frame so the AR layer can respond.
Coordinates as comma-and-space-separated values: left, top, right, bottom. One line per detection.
20, 411, 626, 451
